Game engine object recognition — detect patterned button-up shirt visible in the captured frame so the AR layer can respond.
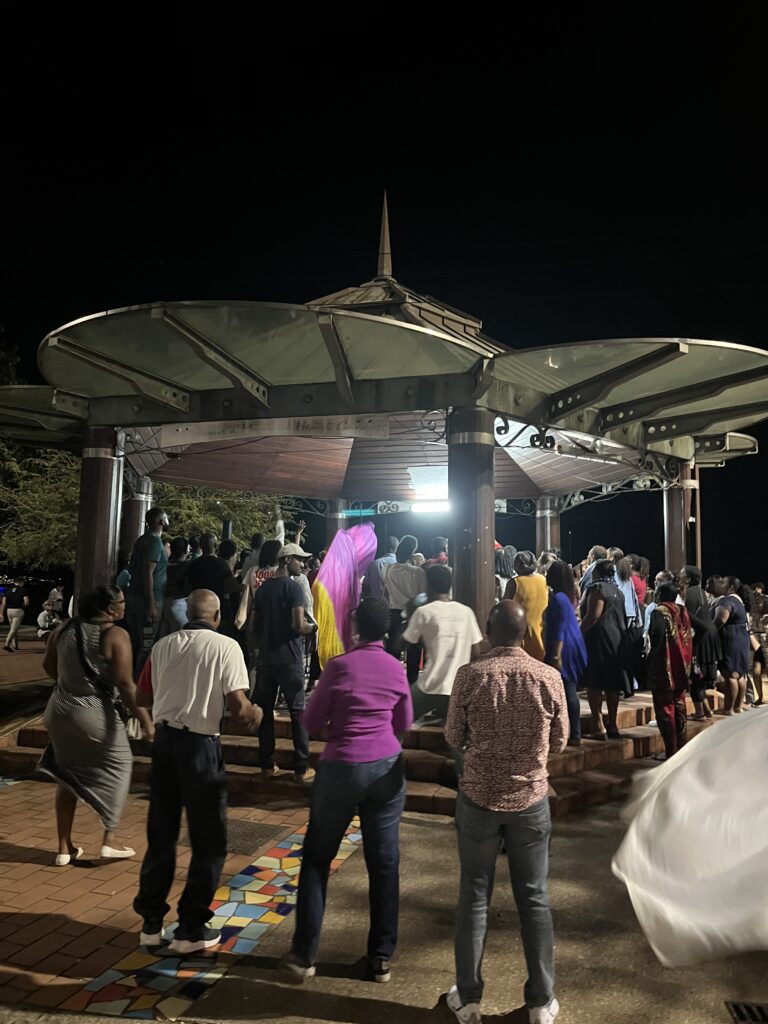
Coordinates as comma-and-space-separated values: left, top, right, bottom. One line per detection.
446, 645, 568, 812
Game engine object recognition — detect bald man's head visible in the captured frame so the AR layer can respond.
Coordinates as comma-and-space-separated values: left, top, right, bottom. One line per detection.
187, 589, 221, 627
487, 599, 528, 647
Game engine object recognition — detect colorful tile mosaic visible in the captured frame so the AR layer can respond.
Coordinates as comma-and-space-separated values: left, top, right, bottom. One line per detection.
52, 819, 362, 1021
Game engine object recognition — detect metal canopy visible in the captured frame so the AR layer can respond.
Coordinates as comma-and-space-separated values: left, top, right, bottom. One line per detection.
2, 210, 768, 504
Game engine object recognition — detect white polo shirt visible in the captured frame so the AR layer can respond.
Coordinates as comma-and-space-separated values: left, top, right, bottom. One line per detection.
148, 626, 249, 735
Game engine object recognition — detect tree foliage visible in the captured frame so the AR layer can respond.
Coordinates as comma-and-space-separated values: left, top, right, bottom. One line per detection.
151, 481, 283, 550
0, 442, 287, 571
0, 443, 81, 568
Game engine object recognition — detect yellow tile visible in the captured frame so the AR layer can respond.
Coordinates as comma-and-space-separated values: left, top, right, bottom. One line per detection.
281, 857, 301, 869
115, 951, 160, 971
132, 995, 161, 1010
255, 856, 281, 869
260, 911, 285, 925
227, 916, 251, 927
214, 886, 230, 901
244, 892, 272, 904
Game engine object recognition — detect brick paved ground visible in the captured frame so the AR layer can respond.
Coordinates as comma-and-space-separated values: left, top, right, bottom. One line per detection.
0, 777, 316, 1014
0, 640, 49, 688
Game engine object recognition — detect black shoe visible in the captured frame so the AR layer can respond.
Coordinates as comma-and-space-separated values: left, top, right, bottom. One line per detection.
369, 957, 391, 983
168, 926, 221, 954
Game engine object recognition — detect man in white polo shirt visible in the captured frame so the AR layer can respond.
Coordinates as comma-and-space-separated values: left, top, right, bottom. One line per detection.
402, 565, 484, 724
133, 589, 262, 954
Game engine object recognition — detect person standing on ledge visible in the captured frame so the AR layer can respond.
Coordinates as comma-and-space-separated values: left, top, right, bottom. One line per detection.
445, 600, 567, 1024
133, 589, 262, 954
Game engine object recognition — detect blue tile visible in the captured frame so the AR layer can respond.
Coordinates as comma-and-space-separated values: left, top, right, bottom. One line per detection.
236, 905, 267, 920
239, 865, 259, 876
150, 957, 182, 974
85, 969, 124, 991
144, 975, 179, 992
239, 922, 269, 941
275, 904, 293, 917
276, 841, 294, 848
215, 902, 238, 916
220, 925, 241, 941
228, 873, 256, 889
124, 1012, 155, 1020
232, 938, 257, 955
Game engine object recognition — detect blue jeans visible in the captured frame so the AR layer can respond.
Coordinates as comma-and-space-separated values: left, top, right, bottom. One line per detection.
256, 664, 309, 772
292, 754, 406, 965
454, 791, 555, 1009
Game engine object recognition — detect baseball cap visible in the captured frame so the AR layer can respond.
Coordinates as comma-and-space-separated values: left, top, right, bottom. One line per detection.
278, 543, 312, 559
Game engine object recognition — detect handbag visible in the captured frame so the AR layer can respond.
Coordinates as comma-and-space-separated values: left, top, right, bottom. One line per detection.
70, 619, 131, 727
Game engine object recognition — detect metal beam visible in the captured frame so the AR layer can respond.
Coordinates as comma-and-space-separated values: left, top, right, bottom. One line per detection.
644, 400, 768, 442
543, 342, 687, 420
161, 309, 269, 408
87, 374, 479, 428
51, 390, 90, 419
0, 403, 83, 432
49, 335, 191, 412
317, 314, 355, 407
471, 357, 495, 400
600, 362, 768, 429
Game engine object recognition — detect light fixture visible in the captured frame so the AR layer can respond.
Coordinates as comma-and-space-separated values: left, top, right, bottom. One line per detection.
412, 501, 451, 514
556, 443, 620, 465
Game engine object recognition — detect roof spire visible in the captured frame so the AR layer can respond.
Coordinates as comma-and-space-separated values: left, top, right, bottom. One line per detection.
377, 191, 393, 278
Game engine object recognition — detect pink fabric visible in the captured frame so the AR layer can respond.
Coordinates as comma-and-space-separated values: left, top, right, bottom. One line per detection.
315, 524, 378, 652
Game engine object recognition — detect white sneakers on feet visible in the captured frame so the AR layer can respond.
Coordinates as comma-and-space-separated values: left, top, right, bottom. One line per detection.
529, 997, 559, 1024
447, 985, 483, 1023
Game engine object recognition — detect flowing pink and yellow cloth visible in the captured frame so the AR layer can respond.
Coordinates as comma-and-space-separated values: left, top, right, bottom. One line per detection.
311, 523, 377, 668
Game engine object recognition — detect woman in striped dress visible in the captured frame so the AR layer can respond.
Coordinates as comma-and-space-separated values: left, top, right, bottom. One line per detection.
39, 585, 153, 865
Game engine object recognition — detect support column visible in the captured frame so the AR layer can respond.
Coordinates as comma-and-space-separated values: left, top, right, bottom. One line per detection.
694, 466, 703, 567
119, 475, 153, 556
75, 427, 124, 599
325, 499, 348, 547
535, 495, 561, 554
663, 464, 694, 571
448, 407, 496, 629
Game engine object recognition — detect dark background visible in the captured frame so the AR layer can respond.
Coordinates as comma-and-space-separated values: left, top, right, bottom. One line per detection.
3, 18, 766, 580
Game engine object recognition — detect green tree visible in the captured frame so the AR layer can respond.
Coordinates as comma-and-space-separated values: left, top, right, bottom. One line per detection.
0, 443, 290, 570
151, 482, 286, 550
0, 444, 81, 567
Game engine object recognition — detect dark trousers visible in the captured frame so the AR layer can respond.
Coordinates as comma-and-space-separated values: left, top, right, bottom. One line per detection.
653, 686, 688, 759
133, 725, 227, 934
256, 664, 309, 772
385, 609, 404, 658
405, 643, 423, 685
292, 754, 406, 965
562, 675, 582, 742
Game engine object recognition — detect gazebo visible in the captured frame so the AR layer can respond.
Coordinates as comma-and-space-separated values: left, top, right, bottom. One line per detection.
1, 200, 766, 624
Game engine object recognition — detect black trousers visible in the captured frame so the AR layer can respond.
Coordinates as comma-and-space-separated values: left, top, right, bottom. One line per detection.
133, 725, 227, 934
256, 664, 309, 772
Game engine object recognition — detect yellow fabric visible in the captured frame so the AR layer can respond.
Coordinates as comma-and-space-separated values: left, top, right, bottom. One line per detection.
512, 574, 548, 661
312, 579, 344, 669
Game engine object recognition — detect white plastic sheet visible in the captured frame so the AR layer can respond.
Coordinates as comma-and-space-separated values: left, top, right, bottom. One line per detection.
612, 710, 768, 967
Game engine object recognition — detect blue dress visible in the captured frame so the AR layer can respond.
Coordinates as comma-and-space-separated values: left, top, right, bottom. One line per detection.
717, 595, 750, 677
545, 591, 587, 684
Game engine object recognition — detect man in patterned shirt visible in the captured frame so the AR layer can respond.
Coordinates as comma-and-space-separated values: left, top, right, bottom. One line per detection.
444, 600, 567, 1024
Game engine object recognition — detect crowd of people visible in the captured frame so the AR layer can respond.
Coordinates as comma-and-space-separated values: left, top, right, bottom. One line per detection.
24, 510, 768, 1024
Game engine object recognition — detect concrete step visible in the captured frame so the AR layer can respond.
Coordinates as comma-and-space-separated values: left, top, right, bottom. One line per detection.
0, 742, 460, 817
17, 725, 456, 786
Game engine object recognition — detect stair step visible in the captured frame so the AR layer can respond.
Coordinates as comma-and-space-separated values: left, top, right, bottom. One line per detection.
0, 743, 458, 817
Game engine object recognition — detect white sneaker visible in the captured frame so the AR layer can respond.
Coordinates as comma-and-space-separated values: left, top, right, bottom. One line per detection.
447, 985, 482, 1023
529, 997, 559, 1024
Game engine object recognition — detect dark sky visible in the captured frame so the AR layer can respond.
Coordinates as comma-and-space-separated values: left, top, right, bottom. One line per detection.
3, 22, 766, 579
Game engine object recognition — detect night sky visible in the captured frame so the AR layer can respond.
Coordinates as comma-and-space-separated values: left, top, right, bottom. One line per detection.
3, 24, 766, 580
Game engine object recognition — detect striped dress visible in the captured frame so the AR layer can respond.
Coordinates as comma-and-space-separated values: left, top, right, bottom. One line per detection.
38, 621, 132, 830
